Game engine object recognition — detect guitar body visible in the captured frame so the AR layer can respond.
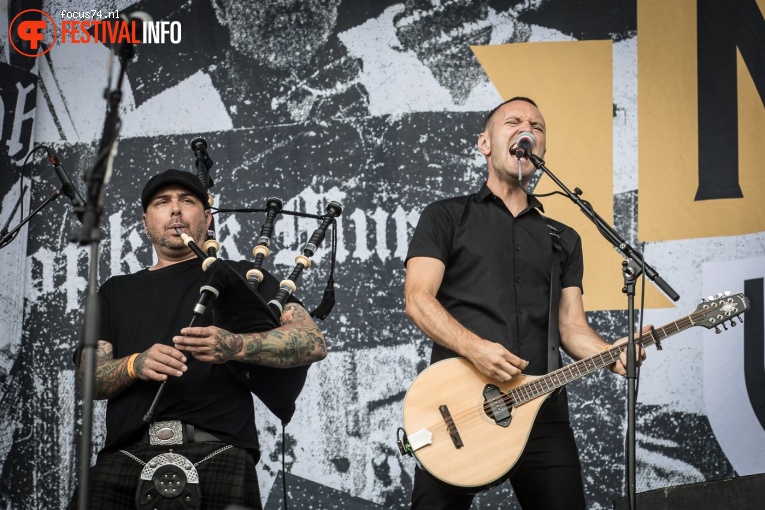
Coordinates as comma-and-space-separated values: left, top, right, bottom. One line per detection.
402, 358, 553, 493
400, 293, 749, 494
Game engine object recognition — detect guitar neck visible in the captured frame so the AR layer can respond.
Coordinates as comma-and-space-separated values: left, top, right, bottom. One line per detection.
511, 313, 697, 405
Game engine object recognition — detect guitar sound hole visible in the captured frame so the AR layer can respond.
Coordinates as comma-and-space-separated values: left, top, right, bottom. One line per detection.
482, 385, 512, 427
482, 401, 514, 419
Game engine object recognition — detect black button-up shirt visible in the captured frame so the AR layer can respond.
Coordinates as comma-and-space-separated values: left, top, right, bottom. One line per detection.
406, 182, 584, 422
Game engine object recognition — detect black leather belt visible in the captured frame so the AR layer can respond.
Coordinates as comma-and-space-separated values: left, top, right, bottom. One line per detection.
142, 420, 223, 446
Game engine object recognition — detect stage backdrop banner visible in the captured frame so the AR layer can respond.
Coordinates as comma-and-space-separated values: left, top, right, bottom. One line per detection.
0, 1, 763, 509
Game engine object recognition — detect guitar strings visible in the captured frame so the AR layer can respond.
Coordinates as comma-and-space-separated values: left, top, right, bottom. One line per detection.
412, 304, 722, 437
417, 344, 635, 435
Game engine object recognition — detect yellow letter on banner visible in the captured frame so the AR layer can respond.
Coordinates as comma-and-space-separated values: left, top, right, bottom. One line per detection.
472, 41, 669, 311
638, 0, 765, 241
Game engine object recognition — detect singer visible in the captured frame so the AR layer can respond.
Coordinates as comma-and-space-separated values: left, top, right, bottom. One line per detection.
403, 97, 646, 509
69, 169, 326, 510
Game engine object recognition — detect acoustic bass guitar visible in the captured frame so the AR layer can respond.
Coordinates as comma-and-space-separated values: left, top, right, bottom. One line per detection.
398, 292, 749, 493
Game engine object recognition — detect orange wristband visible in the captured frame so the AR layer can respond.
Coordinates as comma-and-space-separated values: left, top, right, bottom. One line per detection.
126, 353, 140, 379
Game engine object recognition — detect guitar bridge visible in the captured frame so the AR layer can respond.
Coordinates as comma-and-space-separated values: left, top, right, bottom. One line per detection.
439, 405, 463, 449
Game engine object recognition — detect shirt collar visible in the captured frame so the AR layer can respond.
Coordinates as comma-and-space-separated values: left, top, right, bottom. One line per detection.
476, 181, 545, 214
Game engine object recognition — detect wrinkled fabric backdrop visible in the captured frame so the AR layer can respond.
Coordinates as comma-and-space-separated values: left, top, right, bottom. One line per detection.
1, 0, 764, 508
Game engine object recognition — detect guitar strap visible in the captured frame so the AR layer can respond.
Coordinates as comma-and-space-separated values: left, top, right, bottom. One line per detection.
547, 220, 563, 374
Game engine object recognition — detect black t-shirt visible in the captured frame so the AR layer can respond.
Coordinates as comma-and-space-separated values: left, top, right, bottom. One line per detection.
95, 258, 285, 456
406, 183, 584, 423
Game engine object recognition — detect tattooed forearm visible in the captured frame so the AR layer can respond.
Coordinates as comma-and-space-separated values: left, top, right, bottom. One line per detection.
235, 304, 327, 367
212, 330, 245, 363
77, 340, 137, 400
243, 336, 263, 359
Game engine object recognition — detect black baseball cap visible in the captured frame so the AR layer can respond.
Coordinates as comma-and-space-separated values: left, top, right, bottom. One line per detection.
141, 169, 210, 211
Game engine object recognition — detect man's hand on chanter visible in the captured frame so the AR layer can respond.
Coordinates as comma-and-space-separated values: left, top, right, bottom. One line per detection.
135, 344, 188, 381
173, 325, 243, 364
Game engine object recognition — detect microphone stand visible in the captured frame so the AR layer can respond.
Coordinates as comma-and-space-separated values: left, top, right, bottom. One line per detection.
76, 41, 135, 510
528, 154, 680, 510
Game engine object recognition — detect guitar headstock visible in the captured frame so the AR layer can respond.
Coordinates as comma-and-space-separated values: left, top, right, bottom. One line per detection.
694, 292, 750, 333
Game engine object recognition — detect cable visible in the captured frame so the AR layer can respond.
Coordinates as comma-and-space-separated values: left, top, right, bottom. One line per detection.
517, 157, 567, 199
282, 423, 289, 510
0, 145, 50, 249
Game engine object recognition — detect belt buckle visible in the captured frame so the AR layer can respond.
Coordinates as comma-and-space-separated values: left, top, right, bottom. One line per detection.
148, 420, 184, 445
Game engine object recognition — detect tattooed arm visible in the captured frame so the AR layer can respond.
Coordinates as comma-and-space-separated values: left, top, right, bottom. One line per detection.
77, 340, 134, 400
173, 302, 327, 367
77, 340, 189, 399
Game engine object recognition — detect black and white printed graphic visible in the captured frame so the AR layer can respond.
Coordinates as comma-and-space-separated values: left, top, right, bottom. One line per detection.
0, 1, 763, 509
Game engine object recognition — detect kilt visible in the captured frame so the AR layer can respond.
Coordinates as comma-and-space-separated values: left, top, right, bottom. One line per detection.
68, 442, 262, 510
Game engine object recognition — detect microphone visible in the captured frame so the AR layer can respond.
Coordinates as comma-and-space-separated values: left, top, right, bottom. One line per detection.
47, 150, 85, 221
126, 11, 152, 23
109, 11, 152, 56
514, 131, 536, 160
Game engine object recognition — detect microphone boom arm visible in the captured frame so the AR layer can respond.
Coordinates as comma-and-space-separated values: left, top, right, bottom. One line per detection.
528, 154, 679, 301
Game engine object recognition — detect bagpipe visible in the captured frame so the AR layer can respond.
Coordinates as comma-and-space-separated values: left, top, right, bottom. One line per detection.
143, 137, 341, 426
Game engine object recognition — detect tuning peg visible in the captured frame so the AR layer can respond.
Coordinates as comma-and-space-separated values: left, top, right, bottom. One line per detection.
716, 293, 724, 298
707, 295, 715, 301
724, 291, 731, 296
737, 314, 744, 323
722, 323, 728, 331
715, 326, 721, 334
730, 319, 737, 327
